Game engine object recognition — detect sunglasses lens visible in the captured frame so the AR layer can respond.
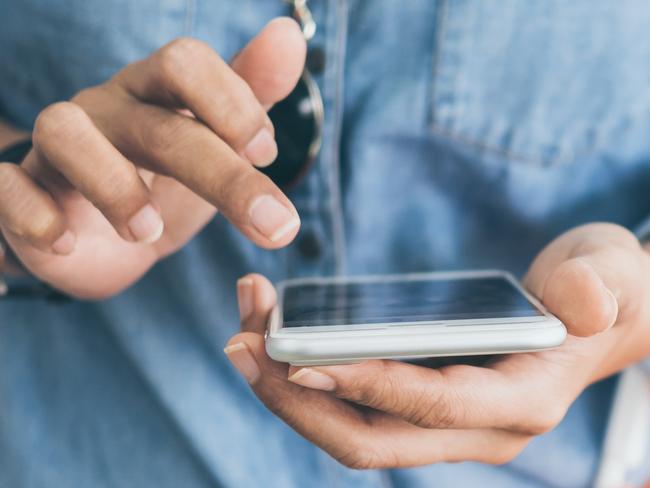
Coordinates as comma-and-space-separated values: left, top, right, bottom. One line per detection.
263, 73, 322, 189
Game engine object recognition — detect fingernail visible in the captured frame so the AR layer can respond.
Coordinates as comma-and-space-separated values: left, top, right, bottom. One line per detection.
249, 195, 300, 242
237, 277, 254, 321
244, 128, 277, 167
51, 230, 76, 255
288, 368, 337, 392
224, 343, 261, 384
604, 287, 619, 328
128, 204, 164, 244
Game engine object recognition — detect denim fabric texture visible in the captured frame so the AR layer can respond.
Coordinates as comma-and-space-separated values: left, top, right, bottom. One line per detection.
1, 0, 650, 487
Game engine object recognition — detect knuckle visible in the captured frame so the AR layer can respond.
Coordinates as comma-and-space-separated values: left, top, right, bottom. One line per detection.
345, 378, 386, 408
142, 114, 194, 156
208, 164, 257, 211
335, 364, 459, 430
401, 371, 459, 429
336, 447, 383, 470
340, 363, 394, 406
406, 389, 457, 429
156, 37, 210, 88
33, 102, 86, 147
156, 37, 264, 148
220, 97, 257, 136
217, 88, 266, 145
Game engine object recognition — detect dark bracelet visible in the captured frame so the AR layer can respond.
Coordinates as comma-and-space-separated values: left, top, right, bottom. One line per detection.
0, 138, 70, 302
0, 138, 32, 164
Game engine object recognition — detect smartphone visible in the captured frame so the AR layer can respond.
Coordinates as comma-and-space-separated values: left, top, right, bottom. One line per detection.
265, 270, 566, 366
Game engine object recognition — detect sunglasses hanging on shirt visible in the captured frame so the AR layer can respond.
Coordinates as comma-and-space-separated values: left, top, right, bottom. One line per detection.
262, 0, 324, 189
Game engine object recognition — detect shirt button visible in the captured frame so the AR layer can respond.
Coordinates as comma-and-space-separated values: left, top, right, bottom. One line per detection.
296, 230, 322, 259
306, 46, 326, 75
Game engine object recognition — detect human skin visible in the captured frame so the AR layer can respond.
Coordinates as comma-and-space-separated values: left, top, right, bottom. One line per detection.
0, 18, 306, 299
2, 14, 649, 473
226, 223, 650, 467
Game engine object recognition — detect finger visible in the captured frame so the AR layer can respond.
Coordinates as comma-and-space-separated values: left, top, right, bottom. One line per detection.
145, 174, 217, 257
525, 224, 644, 336
224, 331, 529, 467
95, 99, 300, 248
114, 21, 303, 168
236, 273, 277, 333
30, 102, 164, 244
235, 275, 555, 435
287, 359, 569, 435
538, 257, 619, 336
117, 18, 304, 165
231, 17, 306, 109
0, 162, 74, 254
116, 37, 275, 166
225, 332, 372, 463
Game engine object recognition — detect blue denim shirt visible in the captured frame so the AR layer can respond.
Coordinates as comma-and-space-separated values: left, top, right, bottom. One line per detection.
2, 1, 650, 487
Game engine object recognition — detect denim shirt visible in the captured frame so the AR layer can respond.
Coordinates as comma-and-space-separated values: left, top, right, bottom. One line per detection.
2, 1, 650, 487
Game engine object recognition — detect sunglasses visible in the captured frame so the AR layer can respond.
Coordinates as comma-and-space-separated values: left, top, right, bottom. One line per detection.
262, 0, 324, 190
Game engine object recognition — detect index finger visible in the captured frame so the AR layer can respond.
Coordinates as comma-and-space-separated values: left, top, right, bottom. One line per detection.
524, 224, 646, 336
117, 38, 273, 165
114, 18, 305, 164
287, 356, 573, 435
82, 91, 300, 249
225, 332, 526, 468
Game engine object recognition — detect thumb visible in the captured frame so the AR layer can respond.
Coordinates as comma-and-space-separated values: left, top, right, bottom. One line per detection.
231, 17, 307, 108
525, 237, 646, 337
537, 256, 620, 337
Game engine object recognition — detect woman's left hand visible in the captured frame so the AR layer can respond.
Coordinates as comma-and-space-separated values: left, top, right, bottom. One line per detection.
225, 223, 650, 468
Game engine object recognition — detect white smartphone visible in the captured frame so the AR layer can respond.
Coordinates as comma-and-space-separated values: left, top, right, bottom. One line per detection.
265, 270, 566, 366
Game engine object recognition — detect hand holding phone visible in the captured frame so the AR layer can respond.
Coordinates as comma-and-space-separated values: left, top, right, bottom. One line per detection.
225, 223, 647, 469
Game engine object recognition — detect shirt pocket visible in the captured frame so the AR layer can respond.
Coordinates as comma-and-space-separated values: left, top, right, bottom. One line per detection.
430, 0, 650, 167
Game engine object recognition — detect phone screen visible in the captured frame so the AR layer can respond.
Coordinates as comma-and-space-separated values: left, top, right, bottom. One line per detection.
281, 276, 544, 328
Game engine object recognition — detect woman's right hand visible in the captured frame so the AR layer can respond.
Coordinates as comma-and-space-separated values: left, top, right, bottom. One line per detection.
0, 18, 306, 299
